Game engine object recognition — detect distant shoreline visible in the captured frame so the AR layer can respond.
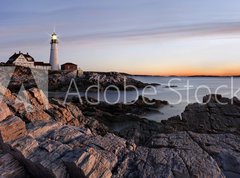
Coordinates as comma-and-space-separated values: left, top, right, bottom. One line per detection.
84, 71, 240, 77
130, 74, 240, 78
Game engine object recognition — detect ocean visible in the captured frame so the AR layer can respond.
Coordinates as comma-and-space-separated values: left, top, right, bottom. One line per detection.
50, 76, 240, 122
130, 76, 240, 122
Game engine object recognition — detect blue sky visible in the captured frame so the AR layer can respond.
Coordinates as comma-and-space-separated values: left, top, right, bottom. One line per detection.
1, 0, 240, 75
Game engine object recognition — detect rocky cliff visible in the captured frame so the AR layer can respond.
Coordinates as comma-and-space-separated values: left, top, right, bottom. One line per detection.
2, 66, 151, 92
0, 85, 240, 178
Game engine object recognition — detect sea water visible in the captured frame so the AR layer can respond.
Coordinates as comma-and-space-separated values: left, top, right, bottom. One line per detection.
50, 76, 240, 122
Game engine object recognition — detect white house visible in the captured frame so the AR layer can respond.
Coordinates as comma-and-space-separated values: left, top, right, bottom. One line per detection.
6, 52, 51, 70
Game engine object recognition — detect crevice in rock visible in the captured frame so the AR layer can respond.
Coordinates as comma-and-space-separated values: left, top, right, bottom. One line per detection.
176, 151, 191, 178
111, 151, 129, 176
186, 131, 225, 176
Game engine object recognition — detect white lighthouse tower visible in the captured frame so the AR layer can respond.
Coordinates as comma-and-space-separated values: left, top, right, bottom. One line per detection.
49, 32, 59, 70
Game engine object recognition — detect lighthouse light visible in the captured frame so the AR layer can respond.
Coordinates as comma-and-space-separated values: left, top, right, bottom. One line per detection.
52, 34, 57, 40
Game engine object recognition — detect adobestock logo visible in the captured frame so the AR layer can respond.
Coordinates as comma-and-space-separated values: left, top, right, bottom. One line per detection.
0, 66, 49, 112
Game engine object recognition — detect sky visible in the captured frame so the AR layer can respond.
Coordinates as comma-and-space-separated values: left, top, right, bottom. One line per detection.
1, 0, 240, 75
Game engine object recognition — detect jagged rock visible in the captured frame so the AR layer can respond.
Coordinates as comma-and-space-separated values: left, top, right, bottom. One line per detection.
47, 99, 84, 126
62, 147, 112, 178
0, 102, 12, 122
47, 125, 91, 144
181, 103, 212, 132
1, 86, 240, 178
83, 116, 109, 136
1, 87, 52, 123
27, 121, 63, 138
24, 110, 51, 122
49, 71, 150, 91
3, 87, 84, 125
0, 116, 27, 143
83, 72, 148, 90
21, 88, 51, 122
1, 121, 124, 178
27, 88, 49, 107
0, 84, 16, 104
6, 136, 70, 178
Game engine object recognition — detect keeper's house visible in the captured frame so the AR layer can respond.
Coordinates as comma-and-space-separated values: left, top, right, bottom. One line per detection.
6, 51, 51, 70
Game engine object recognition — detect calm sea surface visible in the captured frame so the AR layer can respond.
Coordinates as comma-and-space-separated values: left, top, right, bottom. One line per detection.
130, 76, 240, 122
50, 77, 240, 122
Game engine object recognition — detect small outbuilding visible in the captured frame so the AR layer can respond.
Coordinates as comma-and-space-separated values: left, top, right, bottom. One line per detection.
61, 62, 78, 71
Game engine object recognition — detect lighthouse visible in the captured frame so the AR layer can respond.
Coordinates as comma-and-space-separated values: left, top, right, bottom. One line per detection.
49, 32, 59, 70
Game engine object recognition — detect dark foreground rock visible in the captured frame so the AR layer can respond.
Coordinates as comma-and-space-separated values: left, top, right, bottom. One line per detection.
1, 87, 240, 178
163, 94, 240, 134
0, 149, 28, 178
